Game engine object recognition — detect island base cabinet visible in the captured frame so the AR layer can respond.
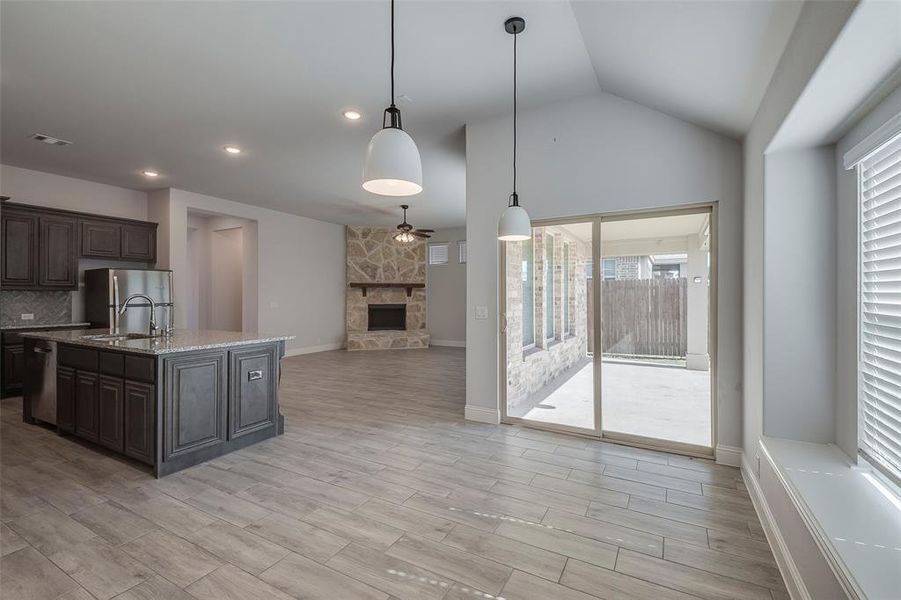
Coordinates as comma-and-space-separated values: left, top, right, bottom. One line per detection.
124, 381, 154, 464
229, 345, 278, 439
98, 375, 124, 453
57, 365, 76, 433
75, 371, 100, 443
163, 351, 227, 461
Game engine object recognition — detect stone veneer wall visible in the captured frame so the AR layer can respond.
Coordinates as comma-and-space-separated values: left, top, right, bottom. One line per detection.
345, 227, 429, 350
505, 226, 590, 411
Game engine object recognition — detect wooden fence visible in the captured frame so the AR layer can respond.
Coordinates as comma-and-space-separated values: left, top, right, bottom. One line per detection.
590, 278, 687, 358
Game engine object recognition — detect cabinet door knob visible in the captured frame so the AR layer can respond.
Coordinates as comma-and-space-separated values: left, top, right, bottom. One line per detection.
248, 370, 263, 381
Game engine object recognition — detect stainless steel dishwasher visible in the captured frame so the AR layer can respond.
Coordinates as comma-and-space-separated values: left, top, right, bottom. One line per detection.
27, 339, 57, 425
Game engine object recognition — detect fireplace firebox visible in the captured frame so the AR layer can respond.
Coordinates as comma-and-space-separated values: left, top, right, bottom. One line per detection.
368, 304, 406, 331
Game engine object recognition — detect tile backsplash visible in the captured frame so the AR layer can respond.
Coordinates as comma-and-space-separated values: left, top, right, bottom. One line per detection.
0, 291, 72, 327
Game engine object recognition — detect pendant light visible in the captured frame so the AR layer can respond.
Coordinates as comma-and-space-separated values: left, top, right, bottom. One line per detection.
363, 0, 423, 196
498, 16, 531, 242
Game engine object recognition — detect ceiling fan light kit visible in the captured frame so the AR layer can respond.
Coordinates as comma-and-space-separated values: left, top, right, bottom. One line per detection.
394, 204, 432, 243
363, 0, 423, 197
497, 16, 532, 242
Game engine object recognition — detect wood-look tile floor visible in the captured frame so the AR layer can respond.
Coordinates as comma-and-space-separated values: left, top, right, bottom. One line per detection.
0, 347, 788, 600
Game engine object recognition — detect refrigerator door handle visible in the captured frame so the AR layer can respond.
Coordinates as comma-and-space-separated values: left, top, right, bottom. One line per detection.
112, 275, 120, 333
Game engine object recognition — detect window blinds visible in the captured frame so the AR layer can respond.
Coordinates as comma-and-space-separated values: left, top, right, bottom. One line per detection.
859, 131, 901, 481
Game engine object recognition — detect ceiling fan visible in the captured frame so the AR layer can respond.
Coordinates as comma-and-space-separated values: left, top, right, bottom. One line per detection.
394, 204, 433, 242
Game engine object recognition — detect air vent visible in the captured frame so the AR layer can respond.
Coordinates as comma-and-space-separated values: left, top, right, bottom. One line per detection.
30, 133, 73, 147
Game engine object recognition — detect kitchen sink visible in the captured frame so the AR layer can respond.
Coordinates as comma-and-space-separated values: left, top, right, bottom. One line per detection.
80, 333, 158, 341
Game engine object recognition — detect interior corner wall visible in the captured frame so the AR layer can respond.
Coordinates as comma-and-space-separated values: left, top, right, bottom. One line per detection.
164, 189, 345, 353
427, 227, 467, 345
465, 93, 743, 444
742, 0, 858, 464
833, 83, 901, 458
763, 146, 836, 443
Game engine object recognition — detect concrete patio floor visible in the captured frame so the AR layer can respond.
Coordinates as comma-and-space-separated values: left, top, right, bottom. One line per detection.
510, 359, 712, 447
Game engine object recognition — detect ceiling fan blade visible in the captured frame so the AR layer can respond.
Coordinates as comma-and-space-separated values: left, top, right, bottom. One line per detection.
412, 231, 431, 238
416, 229, 435, 233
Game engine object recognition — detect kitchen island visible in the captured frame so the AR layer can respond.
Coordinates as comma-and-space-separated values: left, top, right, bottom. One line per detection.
21, 329, 293, 476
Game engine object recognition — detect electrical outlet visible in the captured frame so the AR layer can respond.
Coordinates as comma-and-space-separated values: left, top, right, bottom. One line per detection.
20, 313, 34, 321
269, 301, 279, 309
475, 305, 488, 320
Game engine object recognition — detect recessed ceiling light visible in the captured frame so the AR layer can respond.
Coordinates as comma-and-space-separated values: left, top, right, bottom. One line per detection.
142, 170, 160, 178
343, 110, 362, 121
223, 146, 242, 154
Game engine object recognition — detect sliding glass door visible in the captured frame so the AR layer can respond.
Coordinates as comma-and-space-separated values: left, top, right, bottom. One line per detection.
502, 207, 715, 456
502, 220, 597, 434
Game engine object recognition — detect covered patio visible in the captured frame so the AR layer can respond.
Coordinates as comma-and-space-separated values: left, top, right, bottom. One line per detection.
510, 359, 712, 447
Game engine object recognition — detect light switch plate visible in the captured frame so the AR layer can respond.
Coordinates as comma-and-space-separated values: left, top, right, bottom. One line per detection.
20, 313, 34, 321
475, 305, 488, 320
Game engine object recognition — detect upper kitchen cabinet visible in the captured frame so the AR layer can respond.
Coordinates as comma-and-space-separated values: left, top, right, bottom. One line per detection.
39, 215, 78, 288
120, 223, 156, 261
1, 210, 38, 288
81, 219, 156, 262
0, 202, 158, 290
80, 219, 121, 259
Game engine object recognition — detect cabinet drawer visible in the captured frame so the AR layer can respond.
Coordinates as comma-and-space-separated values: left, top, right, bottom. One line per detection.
124, 355, 155, 383
99, 351, 125, 376
58, 345, 98, 371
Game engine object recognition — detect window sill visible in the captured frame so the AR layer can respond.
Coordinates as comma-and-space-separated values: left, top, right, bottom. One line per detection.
522, 346, 542, 360
759, 437, 901, 600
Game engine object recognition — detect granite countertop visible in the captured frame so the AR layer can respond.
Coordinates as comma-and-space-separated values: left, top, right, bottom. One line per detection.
1, 322, 91, 331
20, 328, 295, 355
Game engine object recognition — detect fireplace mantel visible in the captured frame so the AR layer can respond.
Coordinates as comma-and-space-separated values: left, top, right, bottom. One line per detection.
349, 282, 425, 297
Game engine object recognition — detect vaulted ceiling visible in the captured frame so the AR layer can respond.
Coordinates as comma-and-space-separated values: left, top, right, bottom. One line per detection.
0, 1, 802, 228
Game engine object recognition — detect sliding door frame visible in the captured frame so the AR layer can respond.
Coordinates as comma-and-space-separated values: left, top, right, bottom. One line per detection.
499, 202, 718, 459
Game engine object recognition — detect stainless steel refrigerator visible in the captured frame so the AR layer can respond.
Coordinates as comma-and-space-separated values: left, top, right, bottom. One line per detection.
85, 268, 174, 333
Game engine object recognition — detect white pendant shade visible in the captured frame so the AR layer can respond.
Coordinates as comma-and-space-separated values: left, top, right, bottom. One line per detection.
363, 127, 423, 196
498, 204, 531, 241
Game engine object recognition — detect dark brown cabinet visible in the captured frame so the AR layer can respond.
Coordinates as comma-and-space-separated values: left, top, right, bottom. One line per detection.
57, 365, 76, 433
75, 370, 100, 442
124, 380, 154, 464
1, 343, 25, 393
80, 220, 121, 259
39, 216, 78, 288
164, 351, 227, 460
121, 224, 156, 261
229, 345, 278, 440
98, 375, 124, 452
1, 212, 38, 288
57, 345, 156, 465
0, 202, 157, 291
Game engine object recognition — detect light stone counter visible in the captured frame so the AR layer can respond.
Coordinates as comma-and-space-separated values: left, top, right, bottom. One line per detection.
21, 328, 294, 355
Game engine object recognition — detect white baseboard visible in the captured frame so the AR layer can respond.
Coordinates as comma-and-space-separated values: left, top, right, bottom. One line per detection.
285, 342, 344, 357
431, 340, 466, 348
741, 455, 810, 600
715, 444, 743, 467
464, 405, 500, 424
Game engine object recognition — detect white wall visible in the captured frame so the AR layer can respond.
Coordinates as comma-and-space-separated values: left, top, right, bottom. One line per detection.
150, 188, 345, 354
834, 84, 901, 458
763, 147, 836, 443
210, 227, 243, 331
0, 164, 147, 220
742, 0, 857, 464
427, 227, 466, 346
465, 93, 743, 452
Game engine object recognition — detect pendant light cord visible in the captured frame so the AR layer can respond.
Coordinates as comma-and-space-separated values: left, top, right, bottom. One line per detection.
390, 0, 396, 108
510, 28, 518, 206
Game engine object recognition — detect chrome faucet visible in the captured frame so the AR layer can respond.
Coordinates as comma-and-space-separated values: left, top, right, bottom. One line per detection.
119, 293, 162, 337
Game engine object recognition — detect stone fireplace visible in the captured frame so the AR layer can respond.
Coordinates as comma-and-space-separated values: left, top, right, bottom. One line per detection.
345, 227, 430, 350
